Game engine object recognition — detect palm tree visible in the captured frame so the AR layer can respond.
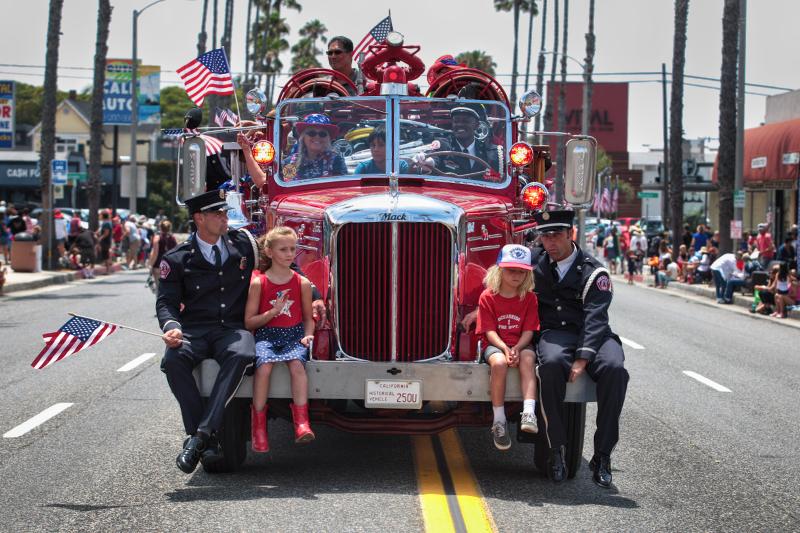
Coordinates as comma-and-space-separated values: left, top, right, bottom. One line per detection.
88, 0, 112, 232
717, 0, 739, 253
197, 0, 209, 55
583, 0, 595, 136
455, 50, 497, 77
40, 0, 63, 269
244, 0, 253, 86
534, 0, 548, 133
669, 0, 690, 260
494, 1, 536, 107
291, 38, 319, 72
555, 0, 569, 202
524, 1, 537, 91
212, 0, 218, 49
544, 0, 559, 131
263, 0, 301, 103
299, 19, 328, 53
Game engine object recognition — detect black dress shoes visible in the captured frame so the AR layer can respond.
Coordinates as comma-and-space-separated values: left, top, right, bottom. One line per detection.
200, 435, 222, 466
176, 435, 206, 474
547, 446, 568, 482
589, 454, 613, 488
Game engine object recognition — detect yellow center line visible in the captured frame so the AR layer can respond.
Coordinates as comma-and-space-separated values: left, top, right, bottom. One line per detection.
413, 429, 497, 533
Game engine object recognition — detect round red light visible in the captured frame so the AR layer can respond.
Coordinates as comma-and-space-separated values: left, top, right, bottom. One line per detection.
252, 140, 275, 164
510, 142, 534, 166
521, 182, 548, 211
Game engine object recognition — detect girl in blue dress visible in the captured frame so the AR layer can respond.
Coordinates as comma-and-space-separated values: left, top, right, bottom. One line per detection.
244, 226, 316, 452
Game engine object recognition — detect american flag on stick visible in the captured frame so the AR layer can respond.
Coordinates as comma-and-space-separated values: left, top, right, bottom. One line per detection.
31, 316, 118, 370
353, 15, 394, 57
162, 128, 224, 156
177, 48, 235, 107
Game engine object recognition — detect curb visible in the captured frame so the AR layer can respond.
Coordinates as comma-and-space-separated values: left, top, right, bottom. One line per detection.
1, 272, 78, 294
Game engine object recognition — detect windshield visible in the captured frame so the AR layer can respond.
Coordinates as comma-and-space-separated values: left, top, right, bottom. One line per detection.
274, 97, 510, 186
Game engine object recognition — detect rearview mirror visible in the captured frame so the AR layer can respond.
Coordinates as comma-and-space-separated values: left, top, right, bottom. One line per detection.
564, 137, 597, 207
178, 136, 207, 203
518, 89, 542, 118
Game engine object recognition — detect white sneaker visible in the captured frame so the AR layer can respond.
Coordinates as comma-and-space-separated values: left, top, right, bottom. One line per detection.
520, 412, 538, 434
491, 421, 511, 450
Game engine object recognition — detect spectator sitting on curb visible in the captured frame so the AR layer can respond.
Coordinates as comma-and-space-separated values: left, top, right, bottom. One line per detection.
655, 257, 679, 288
754, 264, 780, 315
771, 263, 797, 319
710, 251, 745, 304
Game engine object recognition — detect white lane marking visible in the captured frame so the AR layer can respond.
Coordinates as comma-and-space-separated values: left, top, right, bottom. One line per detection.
619, 336, 645, 350
3, 403, 74, 438
117, 352, 157, 372
683, 371, 732, 392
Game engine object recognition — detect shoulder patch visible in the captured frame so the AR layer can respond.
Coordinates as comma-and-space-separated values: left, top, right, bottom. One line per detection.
596, 275, 612, 292
159, 259, 171, 279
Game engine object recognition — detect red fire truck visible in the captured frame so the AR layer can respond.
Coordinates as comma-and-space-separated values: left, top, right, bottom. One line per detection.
176, 33, 598, 473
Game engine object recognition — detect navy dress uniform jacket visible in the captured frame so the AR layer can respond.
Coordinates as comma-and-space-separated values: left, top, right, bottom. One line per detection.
157, 228, 259, 333
436, 136, 503, 176
531, 244, 619, 358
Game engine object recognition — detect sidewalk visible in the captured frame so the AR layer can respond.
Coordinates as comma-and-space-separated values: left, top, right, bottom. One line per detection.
0, 263, 124, 295
613, 271, 800, 324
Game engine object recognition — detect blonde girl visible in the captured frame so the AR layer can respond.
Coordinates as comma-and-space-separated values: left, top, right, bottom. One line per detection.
244, 226, 315, 452
476, 244, 541, 450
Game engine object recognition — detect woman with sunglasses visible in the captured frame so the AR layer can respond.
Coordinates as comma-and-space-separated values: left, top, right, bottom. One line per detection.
280, 114, 348, 181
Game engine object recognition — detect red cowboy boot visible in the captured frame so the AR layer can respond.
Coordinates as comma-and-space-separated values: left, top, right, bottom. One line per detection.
250, 404, 269, 453
290, 403, 315, 444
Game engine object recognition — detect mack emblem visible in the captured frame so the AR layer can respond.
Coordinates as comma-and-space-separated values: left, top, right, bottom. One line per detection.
380, 213, 407, 221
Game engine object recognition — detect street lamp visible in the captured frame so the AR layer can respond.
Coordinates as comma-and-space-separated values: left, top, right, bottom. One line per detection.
129, 0, 166, 215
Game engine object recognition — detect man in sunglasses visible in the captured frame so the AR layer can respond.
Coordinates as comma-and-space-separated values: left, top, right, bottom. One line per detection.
327, 36, 361, 95
530, 209, 629, 488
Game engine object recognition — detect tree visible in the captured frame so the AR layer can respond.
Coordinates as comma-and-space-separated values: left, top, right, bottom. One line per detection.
494, 0, 537, 106
669, 0, 690, 260
291, 19, 328, 72
555, 0, 569, 202
40, 0, 64, 270
88, 0, 112, 232
524, 1, 537, 91
717, 0, 739, 253
534, 0, 548, 133
544, 0, 559, 131
583, 0, 595, 137
197, 0, 209, 56
455, 50, 497, 77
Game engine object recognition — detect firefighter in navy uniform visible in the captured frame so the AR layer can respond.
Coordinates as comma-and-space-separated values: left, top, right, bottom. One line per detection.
531, 209, 629, 487
157, 189, 259, 474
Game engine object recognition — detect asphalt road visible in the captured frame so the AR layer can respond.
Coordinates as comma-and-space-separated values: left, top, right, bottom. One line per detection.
1, 271, 798, 532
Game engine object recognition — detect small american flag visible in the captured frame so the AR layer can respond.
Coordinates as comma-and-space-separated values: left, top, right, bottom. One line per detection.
353, 15, 393, 57
177, 48, 235, 106
31, 316, 118, 370
162, 128, 224, 156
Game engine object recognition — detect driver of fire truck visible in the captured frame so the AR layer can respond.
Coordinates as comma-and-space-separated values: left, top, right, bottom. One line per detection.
281, 114, 348, 180
327, 36, 360, 95
435, 103, 502, 178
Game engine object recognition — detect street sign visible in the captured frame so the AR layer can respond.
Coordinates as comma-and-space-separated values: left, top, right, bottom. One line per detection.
53, 184, 64, 200
730, 220, 742, 239
103, 59, 161, 125
51, 159, 68, 185
637, 191, 659, 199
68, 172, 87, 182
734, 189, 746, 208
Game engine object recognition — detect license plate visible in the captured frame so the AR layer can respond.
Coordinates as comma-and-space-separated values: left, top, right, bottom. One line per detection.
365, 380, 422, 409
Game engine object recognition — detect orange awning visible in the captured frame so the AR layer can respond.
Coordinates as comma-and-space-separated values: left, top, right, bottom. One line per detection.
713, 117, 800, 187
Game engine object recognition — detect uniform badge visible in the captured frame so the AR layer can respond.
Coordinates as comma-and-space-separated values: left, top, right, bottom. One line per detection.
542, 212, 550, 220
282, 163, 297, 181
240, 257, 247, 270
159, 259, 171, 280
219, 190, 225, 199
596, 275, 612, 292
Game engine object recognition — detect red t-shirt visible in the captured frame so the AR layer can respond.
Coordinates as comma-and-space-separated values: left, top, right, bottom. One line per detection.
476, 289, 540, 348
756, 232, 774, 259
257, 270, 304, 328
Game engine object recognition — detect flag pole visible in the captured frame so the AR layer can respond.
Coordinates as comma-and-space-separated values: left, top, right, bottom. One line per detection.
221, 47, 242, 123
68, 313, 191, 345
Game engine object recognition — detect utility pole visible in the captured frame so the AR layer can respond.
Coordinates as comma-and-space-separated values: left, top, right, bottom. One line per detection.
661, 63, 670, 226
129, 7, 139, 214
734, 0, 747, 248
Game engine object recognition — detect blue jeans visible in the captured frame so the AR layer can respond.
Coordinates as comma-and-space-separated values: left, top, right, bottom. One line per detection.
712, 270, 726, 300
724, 278, 745, 302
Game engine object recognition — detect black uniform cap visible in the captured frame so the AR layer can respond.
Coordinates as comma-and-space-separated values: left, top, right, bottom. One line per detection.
184, 189, 232, 215
534, 209, 574, 232
450, 102, 487, 122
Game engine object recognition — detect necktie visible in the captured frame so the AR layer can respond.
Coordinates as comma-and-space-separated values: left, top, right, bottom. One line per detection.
212, 244, 222, 269
550, 261, 560, 282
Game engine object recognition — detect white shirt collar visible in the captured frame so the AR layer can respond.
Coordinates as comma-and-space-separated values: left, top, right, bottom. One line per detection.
551, 243, 579, 281
195, 234, 227, 265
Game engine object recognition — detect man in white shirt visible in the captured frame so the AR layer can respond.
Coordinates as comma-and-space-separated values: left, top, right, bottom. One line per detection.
710, 251, 745, 304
